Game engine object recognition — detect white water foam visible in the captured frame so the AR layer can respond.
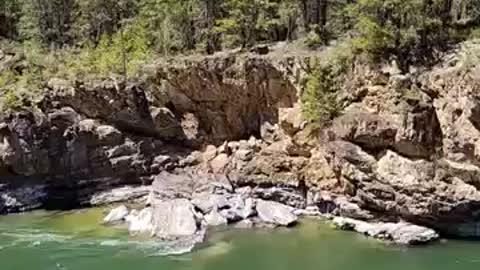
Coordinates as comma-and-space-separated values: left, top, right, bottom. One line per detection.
1, 232, 73, 247
1, 229, 198, 257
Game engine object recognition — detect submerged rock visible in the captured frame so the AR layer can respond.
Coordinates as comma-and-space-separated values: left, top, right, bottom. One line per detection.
234, 219, 254, 229
333, 217, 439, 245
103, 205, 129, 224
256, 199, 297, 226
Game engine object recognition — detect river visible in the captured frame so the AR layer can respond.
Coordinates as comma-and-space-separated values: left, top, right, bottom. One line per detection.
0, 208, 479, 270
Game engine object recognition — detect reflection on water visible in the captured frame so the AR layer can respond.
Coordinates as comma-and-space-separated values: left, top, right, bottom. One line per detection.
1, 209, 480, 270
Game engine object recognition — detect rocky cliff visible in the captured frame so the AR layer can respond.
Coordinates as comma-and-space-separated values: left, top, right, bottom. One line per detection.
2, 41, 480, 238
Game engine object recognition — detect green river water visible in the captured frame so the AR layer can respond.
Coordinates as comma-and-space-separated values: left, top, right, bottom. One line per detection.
1, 208, 480, 270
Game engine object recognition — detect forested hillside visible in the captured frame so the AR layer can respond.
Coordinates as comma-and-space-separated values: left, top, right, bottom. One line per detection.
1, 0, 480, 112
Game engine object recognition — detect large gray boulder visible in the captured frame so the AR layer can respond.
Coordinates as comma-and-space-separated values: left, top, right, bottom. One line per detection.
126, 207, 154, 234
152, 199, 199, 238
256, 199, 297, 226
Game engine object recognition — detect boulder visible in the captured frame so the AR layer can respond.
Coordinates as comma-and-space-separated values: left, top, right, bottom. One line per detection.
96, 125, 123, 146
219, 195, 255, 222
204, 209, 228, 227
332, 105, 396, 150
103, 205, 129, 224
332, 217, 439, 245
279, 104, 305, 136
210, 153, 230, 173
152, 199, 199, 238
150, 107, 184, 140
191, 193, 228, 214
126, 207, 154, 233
376, 150, 435, 191
48, 107, 79, 130
256, 199, 297, 226
202, 144, 218, 162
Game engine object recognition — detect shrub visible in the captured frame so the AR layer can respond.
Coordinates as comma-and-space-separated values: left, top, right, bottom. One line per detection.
1, 89, 23, 111
300, 42, 356, 123
301, 64, 342, 123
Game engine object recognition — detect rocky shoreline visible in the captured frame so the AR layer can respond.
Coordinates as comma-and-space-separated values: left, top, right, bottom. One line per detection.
100, 170, 439, 254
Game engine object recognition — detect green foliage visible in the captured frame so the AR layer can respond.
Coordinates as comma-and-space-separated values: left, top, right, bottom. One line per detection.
301, 64, 342, 123
87, 19, 152, 76
305, 30, 324, 48
470, 28, 480, 39
0, 69, 37, 112
300, 42, 356, 123
1, 89, 23, 111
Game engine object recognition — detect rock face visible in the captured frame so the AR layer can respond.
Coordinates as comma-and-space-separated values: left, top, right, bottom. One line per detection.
0, 53, 303, 213
333, 217, 439, 245
0, 179, 47, 213
308, 43, 480, 236
153, 55, 298, 144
